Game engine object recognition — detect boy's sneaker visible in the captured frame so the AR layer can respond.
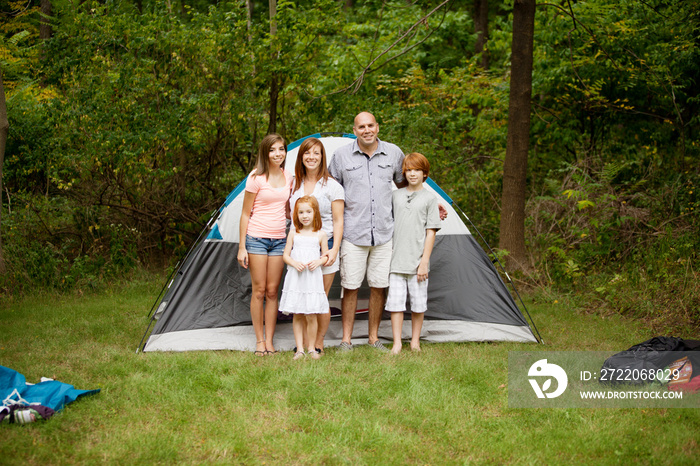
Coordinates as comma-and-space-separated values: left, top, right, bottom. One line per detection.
338, 341, 353, 352
369, 340, 389, 352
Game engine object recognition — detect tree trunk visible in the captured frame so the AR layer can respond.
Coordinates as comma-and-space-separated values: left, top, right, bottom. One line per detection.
267, 0, 279, 135
499, 0, 535, 272
267, 75, 279, 135
40, 0, 53, 62
246, 0, 254, 37
474, 0, 489, 69
40, 0, 52, 39
246, 0, 255, 75
0, 72, 9, 273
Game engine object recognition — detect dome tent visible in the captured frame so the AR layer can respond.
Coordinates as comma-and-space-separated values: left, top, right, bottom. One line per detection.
138, 133, 540, 352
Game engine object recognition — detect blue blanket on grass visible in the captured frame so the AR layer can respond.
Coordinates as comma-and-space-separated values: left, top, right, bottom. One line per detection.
1, 365, 100, 412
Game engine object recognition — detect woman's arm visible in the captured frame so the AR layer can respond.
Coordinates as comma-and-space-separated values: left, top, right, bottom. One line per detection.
285, 193, 292, 220
285, 173, 293, 219
325, 199, 344, 266
237, 190, 256, 269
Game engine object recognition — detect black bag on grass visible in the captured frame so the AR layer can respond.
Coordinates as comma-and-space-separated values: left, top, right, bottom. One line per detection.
600, 336, 700, 386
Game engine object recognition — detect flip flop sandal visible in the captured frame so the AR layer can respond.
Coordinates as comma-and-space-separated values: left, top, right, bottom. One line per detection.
254, 340, 266, 357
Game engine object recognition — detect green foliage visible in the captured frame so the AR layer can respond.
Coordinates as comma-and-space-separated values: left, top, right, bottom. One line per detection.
531, 0, 700, 166
2, 91, 53, 192
527, 155, 699, 333
0, 194, 141, 294
505, 0, 700, 330
0, 0, 41, 91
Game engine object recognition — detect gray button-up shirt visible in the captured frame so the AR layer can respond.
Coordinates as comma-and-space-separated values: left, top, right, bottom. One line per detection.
329, 139, 405, 246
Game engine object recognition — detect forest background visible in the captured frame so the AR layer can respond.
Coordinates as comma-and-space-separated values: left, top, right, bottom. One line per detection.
0, 0, 698, 335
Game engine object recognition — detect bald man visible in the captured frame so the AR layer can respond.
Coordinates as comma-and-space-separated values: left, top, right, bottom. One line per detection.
328, 112, 407, 351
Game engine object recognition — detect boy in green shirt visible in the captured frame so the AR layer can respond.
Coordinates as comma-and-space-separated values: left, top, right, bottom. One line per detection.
385, 153, 442, 354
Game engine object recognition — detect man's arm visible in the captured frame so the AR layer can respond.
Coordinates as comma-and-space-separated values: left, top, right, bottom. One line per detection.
393, 149, 406, 188
395, 179, 408, 189
328, 152, 342, 185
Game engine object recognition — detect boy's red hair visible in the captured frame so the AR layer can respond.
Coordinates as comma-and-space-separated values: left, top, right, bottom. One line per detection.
293, 195, 323, 232
402, 152, 430, 180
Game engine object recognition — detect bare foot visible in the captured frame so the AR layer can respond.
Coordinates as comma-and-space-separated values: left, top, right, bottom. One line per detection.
410, 345, 421, 352
391, 344, 402, 355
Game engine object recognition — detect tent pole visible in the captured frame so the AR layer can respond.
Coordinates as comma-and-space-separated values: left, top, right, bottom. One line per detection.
145, 260, 179, 318
452, 202, 544, 344
136, 318, 156, 354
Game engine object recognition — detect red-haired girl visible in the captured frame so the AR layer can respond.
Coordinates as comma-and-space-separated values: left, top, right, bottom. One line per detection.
279, 195, 329, 360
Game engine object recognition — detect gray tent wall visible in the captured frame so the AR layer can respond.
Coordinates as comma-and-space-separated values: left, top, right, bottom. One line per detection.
140, 134, 538, 352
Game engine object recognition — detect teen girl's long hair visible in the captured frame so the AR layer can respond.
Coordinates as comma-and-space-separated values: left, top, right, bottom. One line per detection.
293, 137, 330, 193
292, 195, 323, 232
253, 133, 286, 179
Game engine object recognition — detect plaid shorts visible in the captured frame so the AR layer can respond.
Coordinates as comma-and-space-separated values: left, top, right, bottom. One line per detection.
384, 273, 428, 314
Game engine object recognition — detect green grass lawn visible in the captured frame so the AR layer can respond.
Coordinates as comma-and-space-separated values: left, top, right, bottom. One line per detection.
1, 275, 698, 465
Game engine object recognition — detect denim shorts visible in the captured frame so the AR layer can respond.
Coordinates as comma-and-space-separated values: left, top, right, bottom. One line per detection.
245, 235, 286, 256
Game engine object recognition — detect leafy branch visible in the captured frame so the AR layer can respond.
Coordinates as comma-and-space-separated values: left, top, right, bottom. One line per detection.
313, 0, 453, 98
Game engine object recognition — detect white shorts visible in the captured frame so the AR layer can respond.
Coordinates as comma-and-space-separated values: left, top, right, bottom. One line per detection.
322, 236, 340, 275
385, 273, 428, 314
321, 258, 340, 275
339, 239, 392, 289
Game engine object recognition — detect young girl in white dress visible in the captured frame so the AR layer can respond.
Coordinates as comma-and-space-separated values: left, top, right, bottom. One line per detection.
279, 195, 329, 360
